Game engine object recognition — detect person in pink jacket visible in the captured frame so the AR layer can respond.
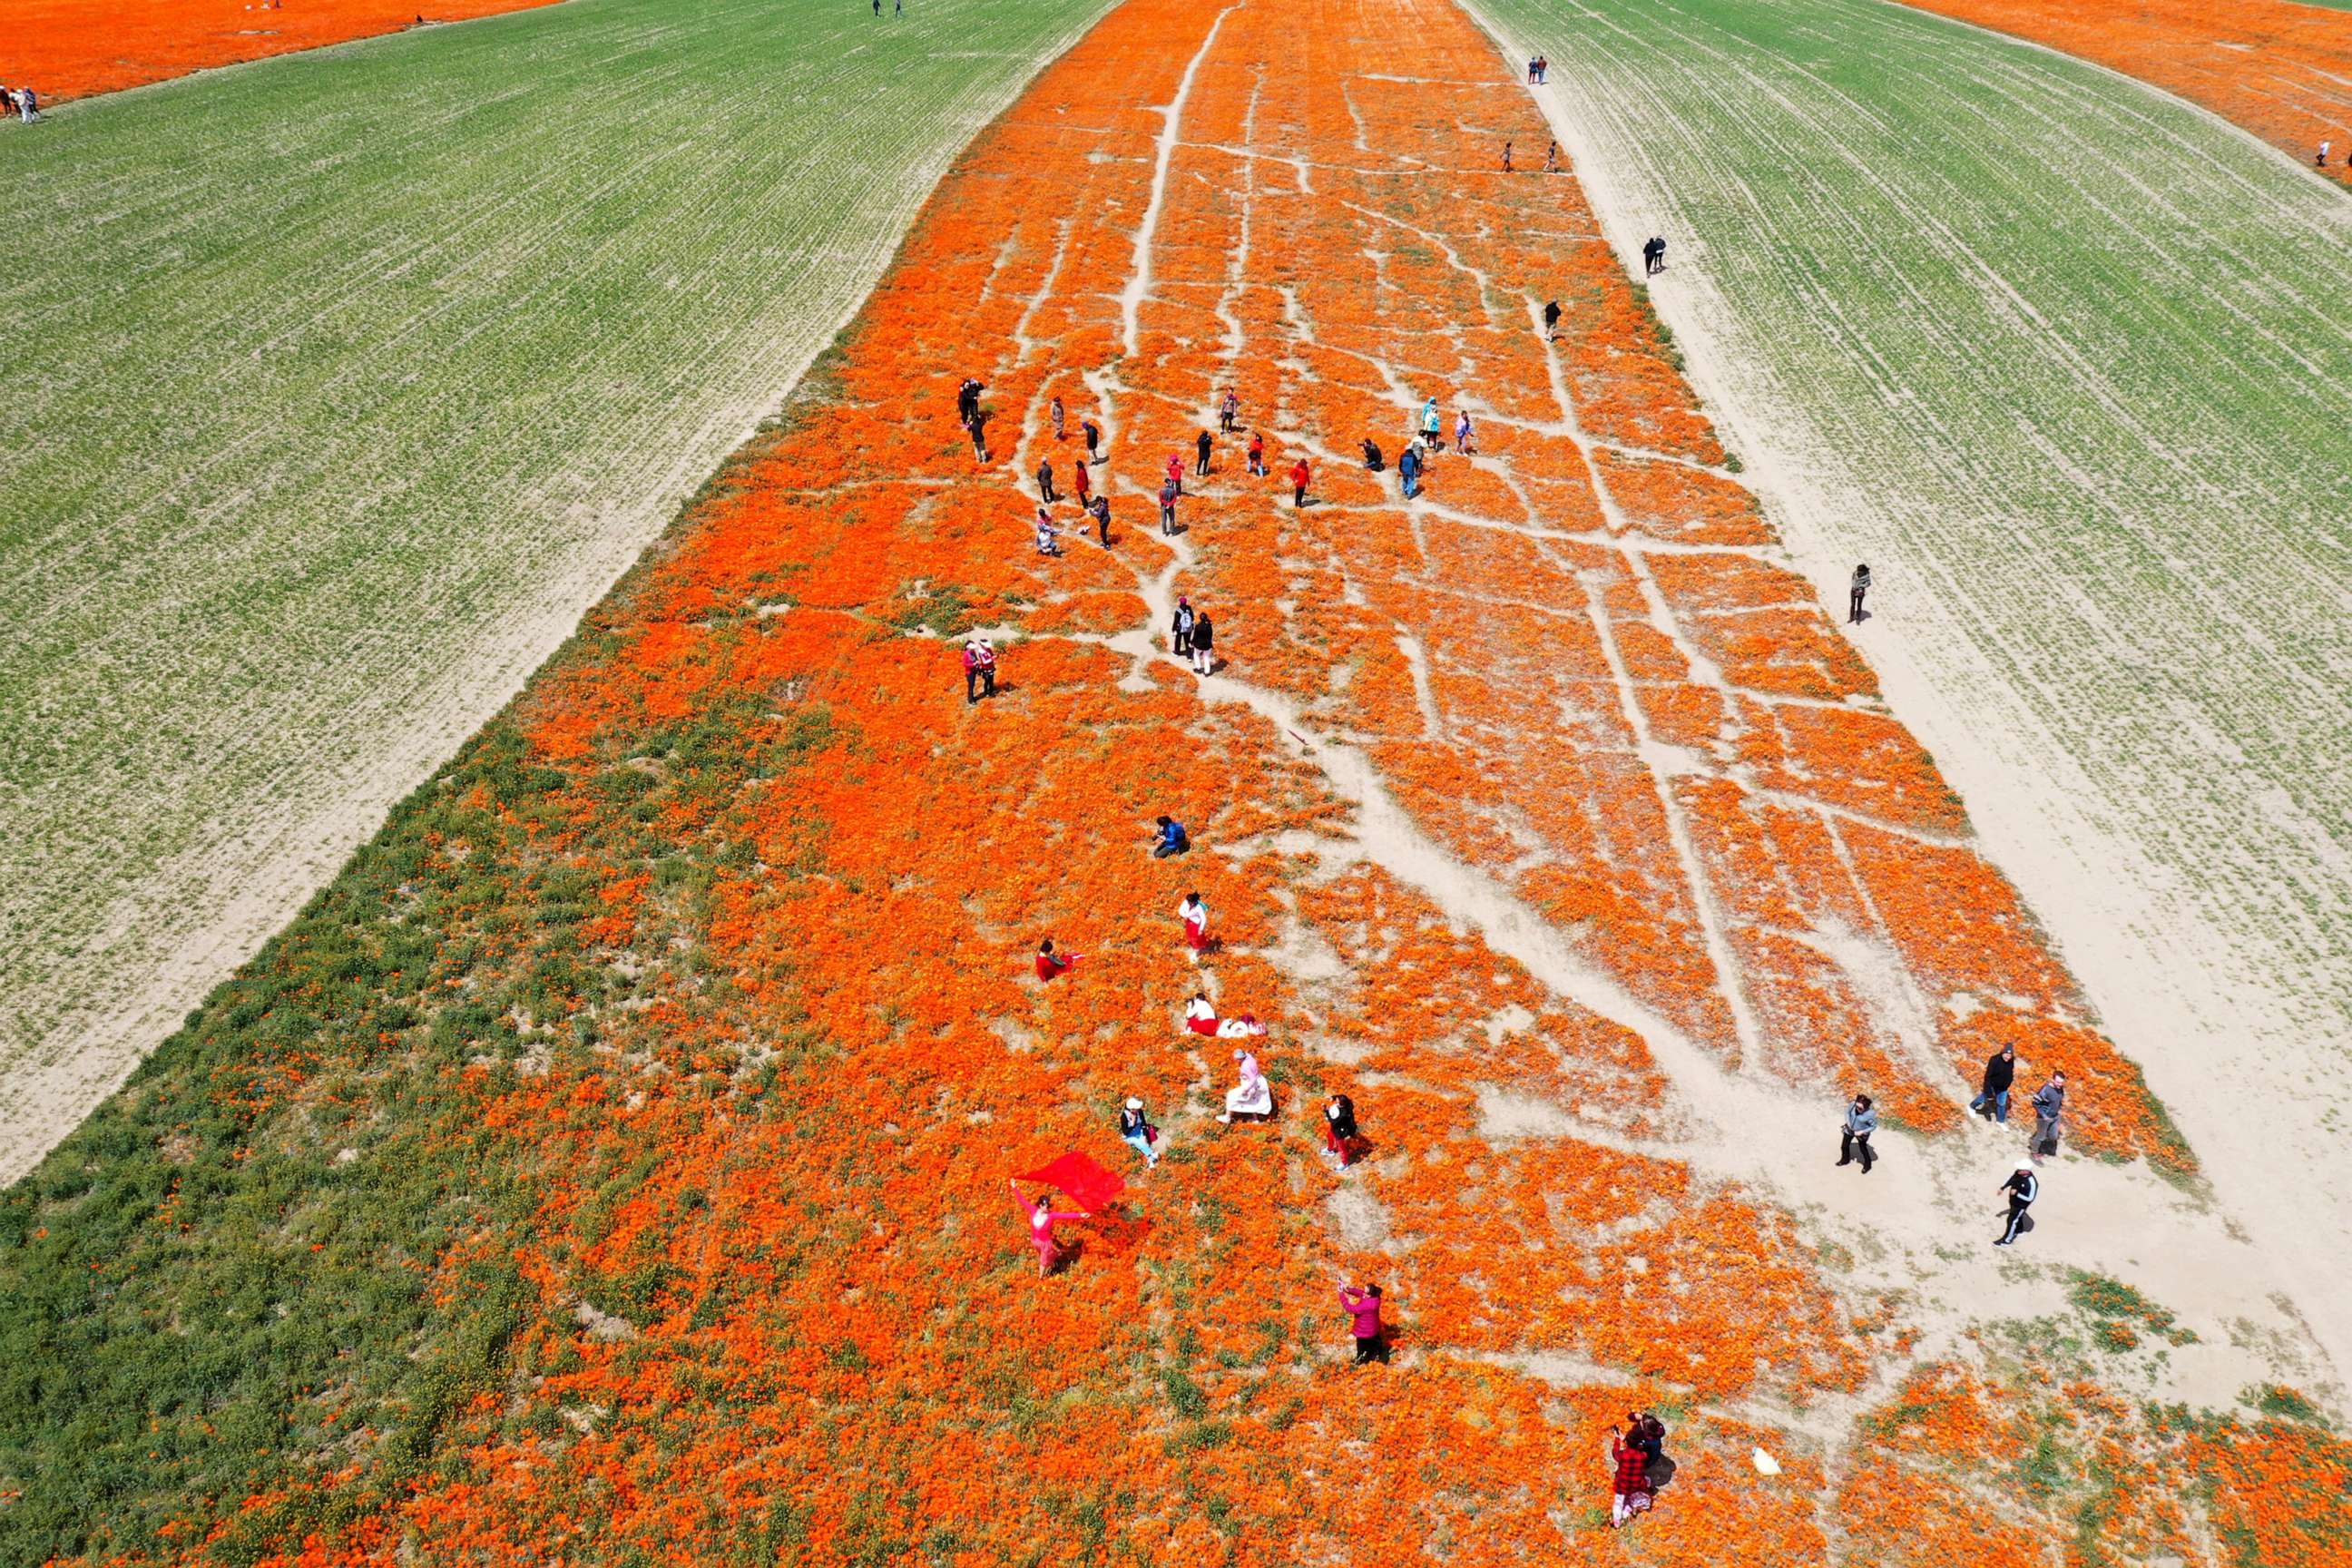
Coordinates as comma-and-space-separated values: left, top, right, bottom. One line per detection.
1339, 1283, 1387, 1364
1010, 1180, 1090, 1278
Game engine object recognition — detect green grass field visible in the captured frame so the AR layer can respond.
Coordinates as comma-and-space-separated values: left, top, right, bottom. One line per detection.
0, 0, 1106, 1176
1480, 0, 2352, 1040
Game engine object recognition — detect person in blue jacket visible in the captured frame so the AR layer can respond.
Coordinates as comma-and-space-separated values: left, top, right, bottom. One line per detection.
1152, 815, 1191, 858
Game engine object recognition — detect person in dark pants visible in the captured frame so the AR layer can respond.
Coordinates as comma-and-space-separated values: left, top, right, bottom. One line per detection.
1036, 457, 1057, 505
1543, 299, 1561, 339
1339, 1283, 1387, 1364
1195, 429, 1212, 477
1642, 237, 1666, 276
1088, 493, 1112, 546
956, 377, 980, 427
1399, 443, 1421, 500
2030, 1072, 2065, 1162
1247, 432, 1266, 476
1159, 475, 1179, 536
1170, 597, 1195, 658
1501, 140, 1513, 172
1082, 418, 1102, 462
1361, 438, 1383, 472
1152, 815, 1191, 858
1838, 1093, 1877, 1173
1996, 1161, 2038, 1246
1324, 1093, 1359, 1167
1971, 1043, 2016, 1122
1848, 564, 1871, 623
1188, 610, 1214, 675
961, 636, 997, 703
1220, 390, 1239, 433
1290, 456, 1309, 509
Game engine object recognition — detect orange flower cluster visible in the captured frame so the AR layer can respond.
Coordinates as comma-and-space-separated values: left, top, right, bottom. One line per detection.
4, 0, 555, 102
1895, 0, 2352, 186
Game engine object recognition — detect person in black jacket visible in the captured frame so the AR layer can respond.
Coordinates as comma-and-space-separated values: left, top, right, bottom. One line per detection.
1543, 299, 1562, 339
1188, 611, 1214, 675
1195, 429, 1213, 477
1324, 1093, 1360, 1167
1996, 1161, 2039, 1246
1837, 1093, 1877, 1173
1971, 1044, 2016, 1122
1036, 456, 1058, 505
1849, 564, 1872, 623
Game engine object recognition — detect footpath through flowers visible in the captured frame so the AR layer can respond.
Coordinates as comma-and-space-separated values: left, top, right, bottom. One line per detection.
160, 0, 2347, 1559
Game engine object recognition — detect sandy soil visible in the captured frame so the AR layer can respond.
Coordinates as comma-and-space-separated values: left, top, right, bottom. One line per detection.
1468, 0, 2352, 1386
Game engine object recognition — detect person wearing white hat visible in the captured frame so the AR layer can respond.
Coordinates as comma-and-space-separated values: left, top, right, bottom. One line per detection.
1996, 1160, 2039, 1246
1118, 1096, 1159, 1168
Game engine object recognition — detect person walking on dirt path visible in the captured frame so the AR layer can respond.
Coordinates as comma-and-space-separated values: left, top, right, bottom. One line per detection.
1035, 506, 1063, 557
1848, 564, 1871, 624
1035, 937, 1076, 981
1971, 1043, 2016, 1123
1153, 814, 1191, 858
1543, 299, 1562, 339
1188, 609, 1214, 674
1171, 597, 1195, 658
1160, 474, 1180, 535
1527, 56, 1539, 84
1119, 1097, 1161, 1169
1421, 397, 1442, 449
1454, 407, 1475, 456
1036, 456, 1058, 505
1247, 431, 1266, 476
1544, 141, 1559, 173
1051, 395, 1066, 441
1179, 891, 1210, 955
1399, 442, 1422, 500
1340, 1283, 1388, 1364
1995, 1160, 2039, 1247
1088, 493, 1112, 547
1324, 1092, 1360, 1168
962, 635, 997, 703
1535, 54, 1547, 83
1082, 417, 1102, 463
1196, 429, 1213, 478
1290, 456, 1310, 509
1220, 389, 1240, 434
1608, 1420, 1654, 1527
2030, 1071, 2065, 1162
1010, 1181, 1090, 1278
1646, 236, 1668, 276
1502, 140, 1514, 172
1838, 1093, 1877, 1173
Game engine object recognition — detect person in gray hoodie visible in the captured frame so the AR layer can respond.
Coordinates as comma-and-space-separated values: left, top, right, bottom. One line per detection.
1837, 1093, 1877, 1173
2030, 1072, 2065, 1162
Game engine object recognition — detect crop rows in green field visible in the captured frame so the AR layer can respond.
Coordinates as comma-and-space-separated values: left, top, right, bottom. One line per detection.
0, 0, 1107, 1173
1478, 0, 2352, 1038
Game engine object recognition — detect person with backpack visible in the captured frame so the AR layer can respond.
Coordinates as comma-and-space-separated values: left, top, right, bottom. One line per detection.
1152, 815, 1191, 858
1421, 397, 1442, 449
1849, 564, 1872, 624
1324, 1093, 1359, 1167
2030, 1072, 2065, 1161
1118, 1097, 1160, 1169
1971, 1043, 2017, 1122
1339, 1283, 1388, 1364
1170, 597, 1195, 659
1398, 442, 1422, 500
1837, 1093, 1877, 1173
1996, 1160, 2039, 1246
1188, 609, 1214, 675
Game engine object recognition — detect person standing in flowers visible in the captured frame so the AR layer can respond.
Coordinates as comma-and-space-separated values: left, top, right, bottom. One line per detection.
1607, 1420, 1654, 1527
1035, 937, 1076, 981
956, 377, 982, 428
1051, 395, 1066, 441
961, 635, 997, 703
1072, 453, 1093, 509
1247, 431, 1267, 476
1323, 1093, 1359, 1168
1082, 417, 1102, 464
1848, 563, 1871, 623
1036, 456, 1058, 505
1289, 456, 1311, 509
1339, 1283, 1387, 1364
1501, 140, 1514, 172
1219, 1047, 1271, 1122
1195, 429, 1213, 478
1169, 598, 1195, 660
1996, 1160, 2039, 1247
1188, 608, 1214, 675
1152, 814, 1191, 858
1009, 1181, 1090, 1278
1220, 389, 1240, 434
1088, 492, 1112, 547
1971, 1041, 2017, 1123
1544, 141, 1559, 173
1837, 1093, 1877, 1173
1178, 891, 1210, 955
1118, 1097, 1160, 1169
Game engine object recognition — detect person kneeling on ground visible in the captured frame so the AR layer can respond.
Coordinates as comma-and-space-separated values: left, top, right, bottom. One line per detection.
1152, 815, 1191, 858
1219, 1048, 1271, 1122
1184, 991, 1219, 1036
1361, 437, 1384, 471
1034, 937, 1076, 982
1034, 507, 1063, 556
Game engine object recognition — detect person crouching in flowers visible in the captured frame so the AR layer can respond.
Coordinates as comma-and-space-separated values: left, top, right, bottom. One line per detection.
1215, 1014, 1266, 1040
1608, 1420, 1654, 1527
1178, 891, 1210, 956
1184, 991, 1219, 1036
1034, 937, 1076, 982
1118, 1096, 1160, 1169
1009, 1181, 1089, 1279
1219, 1048, 1271, 1123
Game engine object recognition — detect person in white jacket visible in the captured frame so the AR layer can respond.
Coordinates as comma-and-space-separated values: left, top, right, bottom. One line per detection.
1179, 892, 1210, 957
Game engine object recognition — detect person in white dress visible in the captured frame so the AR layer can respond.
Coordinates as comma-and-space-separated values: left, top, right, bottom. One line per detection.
1219, 1049, 1271, 1122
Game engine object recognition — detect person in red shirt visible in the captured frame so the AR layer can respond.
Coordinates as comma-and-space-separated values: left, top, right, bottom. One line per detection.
1247, 432, 1266, 476
1608, 1422, 1653, 1527
1035, 938, 1077, 981
1289, 456, 1310, 509
1073, 456, 1092, 506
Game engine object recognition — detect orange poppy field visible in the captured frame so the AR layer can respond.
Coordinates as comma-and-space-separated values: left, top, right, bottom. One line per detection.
9, 0, 2350, 1562
1, 0, 556, 101
1895, 0, 2352, 185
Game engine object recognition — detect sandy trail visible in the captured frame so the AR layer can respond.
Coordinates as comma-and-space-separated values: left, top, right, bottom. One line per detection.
1464, 0, 2352, 1385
